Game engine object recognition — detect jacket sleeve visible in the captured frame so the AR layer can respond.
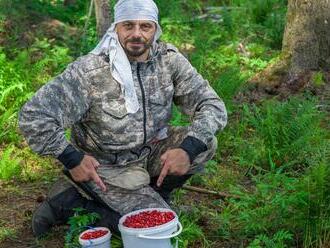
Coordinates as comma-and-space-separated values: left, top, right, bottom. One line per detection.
18, 61, 91, 158
170, 50, 227, 148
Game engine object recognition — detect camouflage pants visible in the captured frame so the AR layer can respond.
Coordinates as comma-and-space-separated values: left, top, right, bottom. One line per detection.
87, 126, 217, 215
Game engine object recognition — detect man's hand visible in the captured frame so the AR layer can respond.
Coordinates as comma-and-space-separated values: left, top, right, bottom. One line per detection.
157, 148, 190, 187
69, 155, 107, 192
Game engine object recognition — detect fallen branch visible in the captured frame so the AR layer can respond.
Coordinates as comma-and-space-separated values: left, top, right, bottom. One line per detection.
182, 185, 241, 199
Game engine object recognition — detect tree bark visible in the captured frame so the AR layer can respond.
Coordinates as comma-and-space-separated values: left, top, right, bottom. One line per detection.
283, 0, 330, 73
250, 0, 330, 95
63, 0, 76, 6
94, 0, 111, 39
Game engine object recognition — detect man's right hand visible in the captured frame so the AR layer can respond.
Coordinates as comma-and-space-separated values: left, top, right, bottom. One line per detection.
69, 155, 107, 192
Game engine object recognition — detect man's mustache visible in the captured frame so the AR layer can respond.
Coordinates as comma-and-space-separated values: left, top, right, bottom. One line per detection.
127, 38, 146, 43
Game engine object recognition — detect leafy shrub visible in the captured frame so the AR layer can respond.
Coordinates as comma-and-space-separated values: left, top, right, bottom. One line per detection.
0, 145, 22, 180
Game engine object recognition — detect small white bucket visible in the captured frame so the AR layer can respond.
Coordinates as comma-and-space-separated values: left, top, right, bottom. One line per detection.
118, 208, 182, 248
79, 227, 111, 248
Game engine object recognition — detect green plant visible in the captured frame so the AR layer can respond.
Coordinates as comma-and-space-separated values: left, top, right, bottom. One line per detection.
170, 105, 190, 126
311, 71, 326, 87
0, 39, 72, 144
302, 162, 330, 247
220, 97, 328, 173
176, 211, 209, 248
0, 227, 16, 242
65, 208, 100, 248
212, 67, 247, 113
215, 172, 304, 245
248, 230, 293, 248
0, 145, 22, 180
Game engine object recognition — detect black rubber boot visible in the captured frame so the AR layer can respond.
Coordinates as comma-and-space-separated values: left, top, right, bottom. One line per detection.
32, 179, 122, 237
32, 180, 87, 237
32, 200, 57, 238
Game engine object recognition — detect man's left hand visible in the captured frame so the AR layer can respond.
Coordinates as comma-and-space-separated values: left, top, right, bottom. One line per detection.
157, 148, 190, 187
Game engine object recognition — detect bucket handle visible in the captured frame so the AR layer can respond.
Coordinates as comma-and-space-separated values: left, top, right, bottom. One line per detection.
137, 222, 183, 240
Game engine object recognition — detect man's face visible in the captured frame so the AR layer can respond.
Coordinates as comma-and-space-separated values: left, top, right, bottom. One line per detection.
116, 20, 156, 58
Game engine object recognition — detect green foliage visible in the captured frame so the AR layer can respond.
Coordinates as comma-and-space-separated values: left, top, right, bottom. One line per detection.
311, 71, 326, 87
170, 105, 190, 126
216, 160, 330, 246
221, 0, 288, 49
219, 97, 328, 173
212, 67, 247, 112
0, 39, 72, 144
65, 208, 100, 248
177, 210, 209, 248
2, 0, 330, 247
216, 172, 302, 245
0, 226, 16, 242
248, 230, 293, 248
0, 145, 22, 180
302, 162, 330, 247
19, 147, 58, 182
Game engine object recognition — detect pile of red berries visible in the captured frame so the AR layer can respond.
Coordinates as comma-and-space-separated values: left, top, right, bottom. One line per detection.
80, 229, 109, 240
123, 210, 175, 228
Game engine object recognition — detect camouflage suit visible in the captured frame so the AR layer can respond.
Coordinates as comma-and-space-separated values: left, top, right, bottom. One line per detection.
19, 42, 227, 215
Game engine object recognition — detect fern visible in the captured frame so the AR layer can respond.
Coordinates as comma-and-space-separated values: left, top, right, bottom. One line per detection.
240, 97, 327, 172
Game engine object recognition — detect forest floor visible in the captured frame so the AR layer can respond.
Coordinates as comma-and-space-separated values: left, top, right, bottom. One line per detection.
0, 175, 235, 248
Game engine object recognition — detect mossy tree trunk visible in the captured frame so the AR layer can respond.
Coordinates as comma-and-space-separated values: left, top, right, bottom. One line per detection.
94, 0, 111, 39
252, 0, 330, 94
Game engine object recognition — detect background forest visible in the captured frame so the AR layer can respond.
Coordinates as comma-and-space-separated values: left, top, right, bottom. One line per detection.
0, 0, 329, 247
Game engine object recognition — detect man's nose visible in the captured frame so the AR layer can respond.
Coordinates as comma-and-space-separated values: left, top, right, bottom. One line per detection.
131, 26, 142, 38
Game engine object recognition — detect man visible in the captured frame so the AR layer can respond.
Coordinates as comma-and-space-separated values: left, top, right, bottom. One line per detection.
19, 0, 227, 237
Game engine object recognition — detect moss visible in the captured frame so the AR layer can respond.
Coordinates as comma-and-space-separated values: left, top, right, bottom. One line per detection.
311, 71, 325, 87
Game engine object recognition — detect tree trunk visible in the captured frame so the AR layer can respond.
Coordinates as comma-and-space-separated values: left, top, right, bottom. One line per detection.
94, 0, 111, 39
250, 0, 330, 95
63, 0, 76, 6
283, 0, 330, 73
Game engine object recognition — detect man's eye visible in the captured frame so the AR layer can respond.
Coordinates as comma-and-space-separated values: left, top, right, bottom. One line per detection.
141, 25, 152, 31
124, 23, 133, 29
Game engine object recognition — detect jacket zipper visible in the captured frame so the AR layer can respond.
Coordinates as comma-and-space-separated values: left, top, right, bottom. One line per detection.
137, 63, 147, 144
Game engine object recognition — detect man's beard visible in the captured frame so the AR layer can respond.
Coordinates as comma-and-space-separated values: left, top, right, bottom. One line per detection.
123, 38, 153, 57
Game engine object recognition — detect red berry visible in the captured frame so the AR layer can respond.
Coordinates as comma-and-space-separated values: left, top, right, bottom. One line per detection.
123, 210, 175, 228
81, 230, 108, 240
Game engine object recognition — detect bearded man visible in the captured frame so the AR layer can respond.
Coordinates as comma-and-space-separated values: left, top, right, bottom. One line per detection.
19, 0, 227, 237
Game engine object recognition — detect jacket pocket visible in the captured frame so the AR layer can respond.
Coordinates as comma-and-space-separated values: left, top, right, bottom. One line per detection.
101, 94, 128, 119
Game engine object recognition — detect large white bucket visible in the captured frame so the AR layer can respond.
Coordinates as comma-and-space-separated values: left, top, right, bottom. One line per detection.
79, 227, 111, 248
118, 208, 182, 248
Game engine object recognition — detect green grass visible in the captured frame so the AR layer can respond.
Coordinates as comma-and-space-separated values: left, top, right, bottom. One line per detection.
0, 226, 17, 242
0, 145, 22, 180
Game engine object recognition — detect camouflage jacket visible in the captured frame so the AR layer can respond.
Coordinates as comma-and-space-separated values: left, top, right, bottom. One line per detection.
18, 42, 227, 164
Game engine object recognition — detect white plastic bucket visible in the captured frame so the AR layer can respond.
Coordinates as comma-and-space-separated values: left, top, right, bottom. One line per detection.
79, 227, 111, 248
118, 208, 182, 248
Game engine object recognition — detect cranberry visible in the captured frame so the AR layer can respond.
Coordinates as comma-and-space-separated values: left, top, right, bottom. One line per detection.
123, 210, 175, 228
80, 229, 108, 240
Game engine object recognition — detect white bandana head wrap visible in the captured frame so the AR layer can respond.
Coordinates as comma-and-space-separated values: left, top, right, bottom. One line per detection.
90, 0, 162, 114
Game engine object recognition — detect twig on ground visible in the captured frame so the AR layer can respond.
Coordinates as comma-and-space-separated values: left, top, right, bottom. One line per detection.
182, 185, 241, 199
